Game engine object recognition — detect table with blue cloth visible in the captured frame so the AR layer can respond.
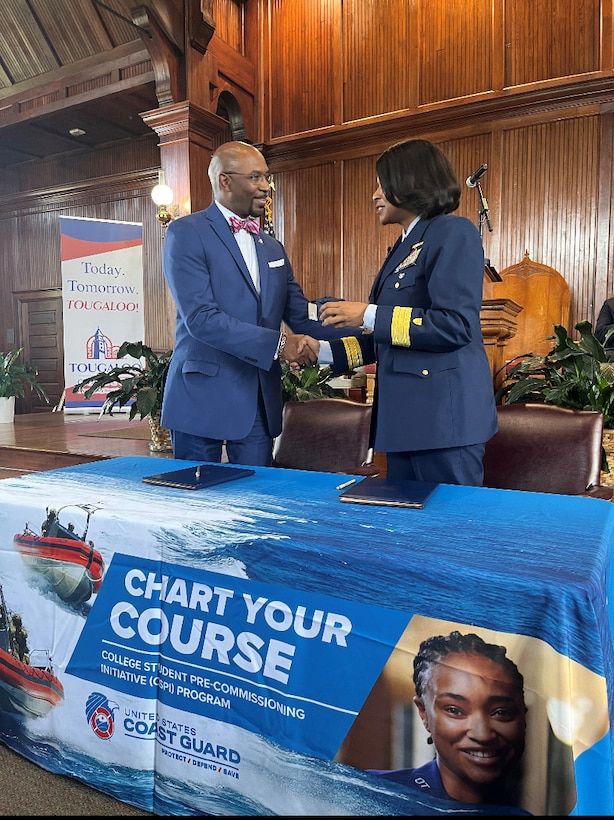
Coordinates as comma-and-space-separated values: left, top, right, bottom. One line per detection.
0, 456, 612, 816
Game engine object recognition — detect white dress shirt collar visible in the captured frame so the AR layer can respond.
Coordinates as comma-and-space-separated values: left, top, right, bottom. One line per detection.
402, 216, 421, 241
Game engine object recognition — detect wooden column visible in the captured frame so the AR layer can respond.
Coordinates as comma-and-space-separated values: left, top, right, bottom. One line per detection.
140, 101, 231, 218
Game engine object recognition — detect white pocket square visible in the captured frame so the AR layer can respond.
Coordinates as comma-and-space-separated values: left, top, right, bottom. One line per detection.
268, 259, 285, 268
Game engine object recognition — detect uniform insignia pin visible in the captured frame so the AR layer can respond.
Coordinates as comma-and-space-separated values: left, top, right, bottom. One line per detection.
394, 242, 424, 273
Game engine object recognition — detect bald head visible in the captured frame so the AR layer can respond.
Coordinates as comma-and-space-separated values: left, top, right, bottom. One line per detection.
209, 142, 266, 197
208, 141, 271, 218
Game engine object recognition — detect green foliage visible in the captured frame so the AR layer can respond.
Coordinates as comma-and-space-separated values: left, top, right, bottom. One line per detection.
72, 341, 172, 421
496, 321, 614, 424
73, 345, 344, 419
280, 361, 344, 403
0, 348, 49, 402
496, 320, 614, 470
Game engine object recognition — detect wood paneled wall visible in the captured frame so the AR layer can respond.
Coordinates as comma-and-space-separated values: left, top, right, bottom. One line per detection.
2, 0, 614, 365
262, 0, 614, 347
266, 111, 612, 342
0, 136, 174, 354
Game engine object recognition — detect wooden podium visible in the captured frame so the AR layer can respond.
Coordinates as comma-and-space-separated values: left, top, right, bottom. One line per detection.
480, 297, 523, 387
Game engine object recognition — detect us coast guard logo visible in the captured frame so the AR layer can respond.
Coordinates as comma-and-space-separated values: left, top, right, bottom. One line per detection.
86, 691, 119, 740
395, 241, 424, 274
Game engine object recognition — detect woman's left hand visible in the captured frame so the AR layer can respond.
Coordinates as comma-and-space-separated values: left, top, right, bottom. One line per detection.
319, 301, 367, 328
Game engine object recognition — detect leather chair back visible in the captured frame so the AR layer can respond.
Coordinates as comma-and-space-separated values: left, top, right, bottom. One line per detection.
272, 398, 377, 474
483, 403, 612, 498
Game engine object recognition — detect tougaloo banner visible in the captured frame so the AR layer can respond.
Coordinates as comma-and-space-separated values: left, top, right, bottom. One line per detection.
59, 216, 144, 412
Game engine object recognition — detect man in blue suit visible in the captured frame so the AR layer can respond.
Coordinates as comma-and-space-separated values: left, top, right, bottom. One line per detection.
300, 139, 498, 486
161, 140, 359, 467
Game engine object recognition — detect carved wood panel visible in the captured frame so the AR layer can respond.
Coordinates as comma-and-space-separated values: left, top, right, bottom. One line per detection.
489, 251, 571, 361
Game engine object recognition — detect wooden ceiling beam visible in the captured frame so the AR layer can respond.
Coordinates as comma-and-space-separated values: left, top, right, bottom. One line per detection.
0, 41, 153, 130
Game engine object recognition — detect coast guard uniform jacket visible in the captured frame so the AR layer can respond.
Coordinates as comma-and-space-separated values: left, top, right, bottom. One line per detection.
329, 214, 498, 453
161, 203, 357, 441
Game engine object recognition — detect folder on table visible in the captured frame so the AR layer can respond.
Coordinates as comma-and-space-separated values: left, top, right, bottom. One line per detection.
142, 464, 255, 490
339, 476, 438, 508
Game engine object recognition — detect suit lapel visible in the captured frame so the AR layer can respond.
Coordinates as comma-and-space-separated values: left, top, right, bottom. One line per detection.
370, 220, 429, 301
208, 208, 260, 295
254, 235, 269, 302
370, 235, 404, 302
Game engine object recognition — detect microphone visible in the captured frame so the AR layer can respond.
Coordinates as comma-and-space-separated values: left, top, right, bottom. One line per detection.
466, 163, 488, 188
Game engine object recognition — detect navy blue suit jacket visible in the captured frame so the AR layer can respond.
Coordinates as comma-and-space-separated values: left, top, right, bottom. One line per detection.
161, 203, 356, 441
329, 214, 498, 452
595, 296, 614, 350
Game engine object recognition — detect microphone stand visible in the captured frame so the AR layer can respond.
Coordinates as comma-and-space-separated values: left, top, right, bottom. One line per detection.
476, 180, 491, 239
474, 180, 501, 282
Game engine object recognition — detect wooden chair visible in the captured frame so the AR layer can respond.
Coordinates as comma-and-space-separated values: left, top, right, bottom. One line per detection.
482, 403, 613, 499
272, 398, 379, 475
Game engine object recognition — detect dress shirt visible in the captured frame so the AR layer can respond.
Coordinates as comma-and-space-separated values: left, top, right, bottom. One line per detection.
216, 203, 260, 292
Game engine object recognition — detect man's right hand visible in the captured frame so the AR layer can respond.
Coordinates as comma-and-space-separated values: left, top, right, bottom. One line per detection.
282, 333, 318, 369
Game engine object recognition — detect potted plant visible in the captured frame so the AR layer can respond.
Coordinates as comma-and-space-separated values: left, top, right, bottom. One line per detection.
280, 361, 345, 403
71, 341, 173, 451
495, 320, 614, 472
0, 348, 49, 423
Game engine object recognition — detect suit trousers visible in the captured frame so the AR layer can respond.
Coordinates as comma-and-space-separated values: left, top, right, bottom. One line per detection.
170, 389, 274, 467
386, 443, 486, 487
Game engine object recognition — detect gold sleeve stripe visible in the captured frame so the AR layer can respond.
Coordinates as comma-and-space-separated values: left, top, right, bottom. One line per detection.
391, 306, 412, 347
341, 336, 363, 370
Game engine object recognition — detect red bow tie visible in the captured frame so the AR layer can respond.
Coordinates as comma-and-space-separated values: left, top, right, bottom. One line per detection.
229, 216, 260, 234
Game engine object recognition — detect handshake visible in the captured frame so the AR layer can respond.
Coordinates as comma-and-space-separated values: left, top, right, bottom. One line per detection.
278, 299, 365, 370
281, 333, 320, 370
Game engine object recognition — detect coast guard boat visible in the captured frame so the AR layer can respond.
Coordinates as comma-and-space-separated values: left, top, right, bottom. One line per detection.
0, 583, 64, 718
13, 504, 105, 605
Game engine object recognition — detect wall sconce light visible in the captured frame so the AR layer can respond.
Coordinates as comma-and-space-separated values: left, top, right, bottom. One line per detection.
151, 170, 175, 228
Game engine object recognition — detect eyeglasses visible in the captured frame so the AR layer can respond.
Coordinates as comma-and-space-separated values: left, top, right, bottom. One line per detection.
222, 171, 272, 184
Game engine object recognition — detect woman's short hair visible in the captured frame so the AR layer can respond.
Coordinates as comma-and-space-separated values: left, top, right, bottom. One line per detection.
375, 138, 461, 219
